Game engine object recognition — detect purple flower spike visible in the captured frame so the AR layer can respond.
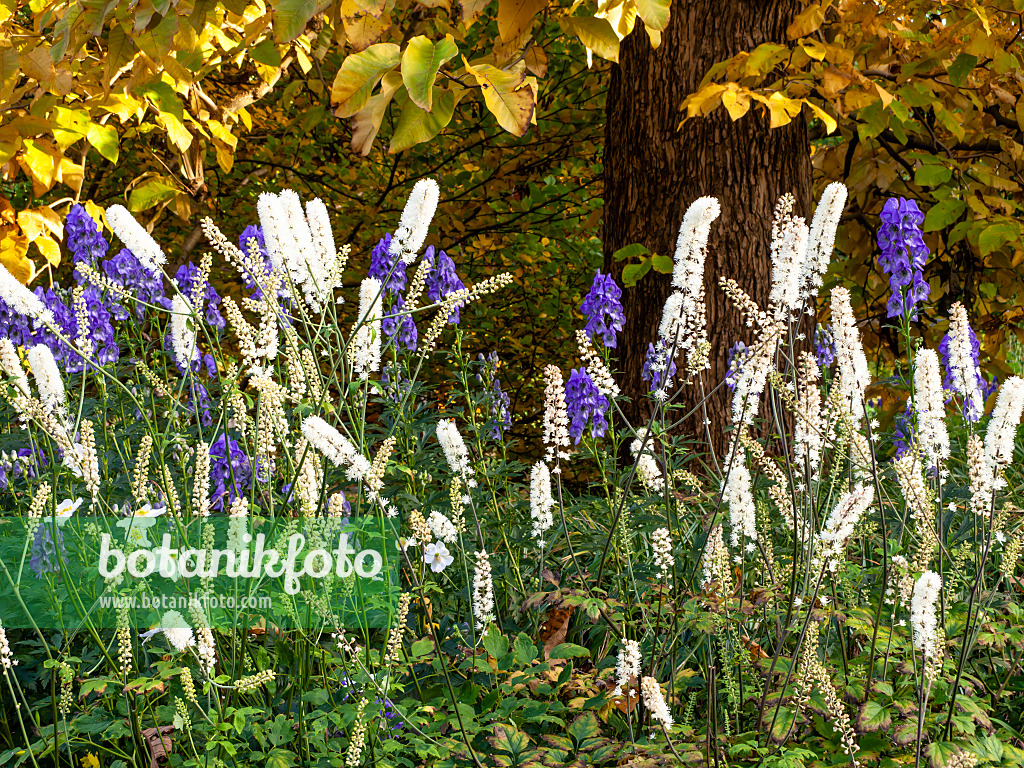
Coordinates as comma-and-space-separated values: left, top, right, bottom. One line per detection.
424, 246, 466, 324
209, 434, 252, 513
565, 367, 609, 443
877, 197, 931, 320
580, 270, 625, 348
641, 342, 677, 394
369, 233, 408, 296
65, 204, 109, 282
382, 295, 418, 351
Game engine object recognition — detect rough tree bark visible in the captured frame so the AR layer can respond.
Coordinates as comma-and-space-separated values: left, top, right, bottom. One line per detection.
603, 0, 813, 458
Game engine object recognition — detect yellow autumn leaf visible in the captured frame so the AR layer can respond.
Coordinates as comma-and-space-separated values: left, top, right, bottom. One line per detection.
805, 100, 838, 134
721, 85, 751, 121
765, 92, 801, 129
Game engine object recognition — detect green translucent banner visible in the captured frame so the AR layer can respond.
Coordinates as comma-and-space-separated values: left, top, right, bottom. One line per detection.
0, 513, 400, 631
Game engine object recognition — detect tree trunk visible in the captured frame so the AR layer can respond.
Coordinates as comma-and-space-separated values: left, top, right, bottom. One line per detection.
603, 0, 813, 458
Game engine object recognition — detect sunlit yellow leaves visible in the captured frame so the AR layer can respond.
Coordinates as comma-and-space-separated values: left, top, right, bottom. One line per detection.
271, 0, 320, 42
805, 101, 837, 134
17, 138, 61, 196
559, 17, 619, 64
0, 197, 32, 282
351, 71, 403, 156
127, 175, 180, 212
786, 3, 824, 39
496, 0, 547, 43
463, 59, 536, 135
632, 0, 669, 32
401, 35, 459, 111
720, 85, 751, 121
331, 43, 401, 118
461, 0, 493, 27
765, 92, 802, 128
681, 84, 727, 120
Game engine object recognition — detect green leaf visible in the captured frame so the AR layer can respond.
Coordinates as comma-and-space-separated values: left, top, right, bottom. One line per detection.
250, 38, 282, 67
923, 198, 967, 231
482, 625, 509, 660
857, 701, 891, 732
401, 35, 458, 111
389, 88, 455, 153
947, 53, 977, 87
139, 81, 183, 121
514, 633, 538, 665
488, 724, 531, 755
559, 17, 619, 63
567, 713, 600, 744
914, 163, 952, 187
127, 176, 179, 212
978, 222, 1018, 255
86, 124, 119, 163
301, 688, 329, 706
548, 643, 590, 660
621, 259, 652, 287
271, 0, 319, 42
331, 44, 402, 118
767, 706, 796, 743
612, 243, 649, 261
651, 253, 673, 273
269, 715, 294, 747
634, 0, 670, 31
265, 749, 297, 768
411, 637, 434, 658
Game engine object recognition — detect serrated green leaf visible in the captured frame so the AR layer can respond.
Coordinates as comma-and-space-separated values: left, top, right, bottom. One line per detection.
482, 624, 509, 660
265, 748, 297, 768
514, 633, 538, 665
857, 701, 891, 732
401, 35, 458, 111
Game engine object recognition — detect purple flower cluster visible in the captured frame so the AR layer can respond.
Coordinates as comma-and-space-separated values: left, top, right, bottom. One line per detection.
381, 363, 413, 404
938, 322, 985, 421
368, 233, 408, 296
892, 402, 915, 459
0, 447, 47, 490
424, 246, 466, 324
877, 198, 930, 320
382, 295, 418, 351
476, 352, 512, 439
33, 285, 118, 372
174, 262, 225, 331
209, 434, 252, 512
30, 522, 67, 577
641, 342, 677, 393
580, 270, 625, 347
102, 248, 170, 320
565, 367, 609, 443
188, 381, 214, 427
725, 341, 750, 390
65, 204, 108, 282
815, 325, 836, 368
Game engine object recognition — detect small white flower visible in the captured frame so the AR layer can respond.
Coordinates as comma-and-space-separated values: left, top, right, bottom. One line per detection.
424, 542, 454, 573
54, 497, 83, 525
158, 610, 195, 652
995, 531, 1007, 544
793, 597, 803, 607
818, 596, 829, 607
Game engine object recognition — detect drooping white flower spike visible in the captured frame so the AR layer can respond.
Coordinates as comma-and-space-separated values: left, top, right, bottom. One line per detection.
389, 178, 440, 263
105, 205, 166, 275
801, 182, 847, 303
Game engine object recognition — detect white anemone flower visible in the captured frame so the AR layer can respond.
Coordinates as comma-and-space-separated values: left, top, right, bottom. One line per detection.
423, 542, 454, 573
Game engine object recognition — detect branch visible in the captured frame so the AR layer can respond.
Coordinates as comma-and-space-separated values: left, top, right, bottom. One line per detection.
223, 56, 296, 115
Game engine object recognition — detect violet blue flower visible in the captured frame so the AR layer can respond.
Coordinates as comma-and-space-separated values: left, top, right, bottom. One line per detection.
368, 233, 408, 296
174, 262, 225, 331
65, 204, 109, 283
641, 342, 677, 394
209, 434, 252, 512
382, 295, 418, 351
580, 270, 625, 348
565, 367, 609, 443
892, 402, 915, 459
877, 198, 930, 320
424, 246, 465, 324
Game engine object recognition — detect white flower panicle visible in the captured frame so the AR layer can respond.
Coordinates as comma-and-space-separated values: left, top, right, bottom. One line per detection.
282, 190, 333, 311
529, 461, 555, 543
641, 676, 674, 732
818, 484, 873, 572
668, 196, 720, 374
631, 438, 664, 493
0, 263, 53, 326
436, 419, 476, 487
614, 640, 641, 696
946, 303, 985, 420
768, 194, 809, 317
794, 352, 824, 468
159, 610, 195, 652
256, 191, 288, 273
27, 344, 65, 415
911, 570, 942, 660
730, 334, 779, 427
801, 182, 847, 301
390, 178, 440, 263
427, 510, 458, 543
0, 618, 16, 672
721, 442, 757, 547
0, 338, 30, 396
651, 527, 673, 579
984, 376, 1024, 477
170, 295, 199, 371
105, 205, 167, 274
700, 524, 730, 590
830, 287, 870, 420
914, 348, 951, 469
348, 278, 383, 379
472, 550, 495, 630
576, 330, 619, 397
542, 365, 571, 464
301, 416, 372, 482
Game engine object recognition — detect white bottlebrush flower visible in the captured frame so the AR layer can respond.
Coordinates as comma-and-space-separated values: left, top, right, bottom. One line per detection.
721, 443, 756, 547
348, 278, 383, 379
640, 676, 674, 731
436, 419, 476, 487
301, 416, 372, 482
305, 197, 339, 287
614, 640, 641, 696
911, 570, 942, 660
651, 527, 673, 579
471, 550, 495, 629
159, 610, 195, 652
0, 618, 16, 672
914, 348, 950, 469
105, 205, 166, 274
542, 366, 571, 464
630, 438, 664, 493
768, 194, 809, 317
423, 541, 454, 573
0, 337, 30, 395
818, 484, 874, 572
280, 190, 334, 311
984, 376, 1024, 474
0, 264, 54, 327
801, 182, 847, 300
389, 178, 440, 263
256, 191, 288, 274
529, 461, 555, 543
26, 344, 65, 414
830, 287, 870, 419
946, 302, 984, 421
671, 196, 719, 293
170, 295, 199, 371
427, 510, 458, 544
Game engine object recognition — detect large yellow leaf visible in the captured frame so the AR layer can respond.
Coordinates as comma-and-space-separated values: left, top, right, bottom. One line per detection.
351, 71, 403, 156
17, 138, 60, 196
765, 92, 801, 128
17, 207, 62, 242
497, 0, 547, 43
331, 43, 401, 117
786, 3, 824, 40
463, 59, 535, 136
461, 0, 493, 28
401, 35, 459, 111
805, 100, 837, 134
632, 0, 668, 32
0, 195, 31, 283
721, 85, 751, 121
341, 0, 393, 52
559, 17, 619, 63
